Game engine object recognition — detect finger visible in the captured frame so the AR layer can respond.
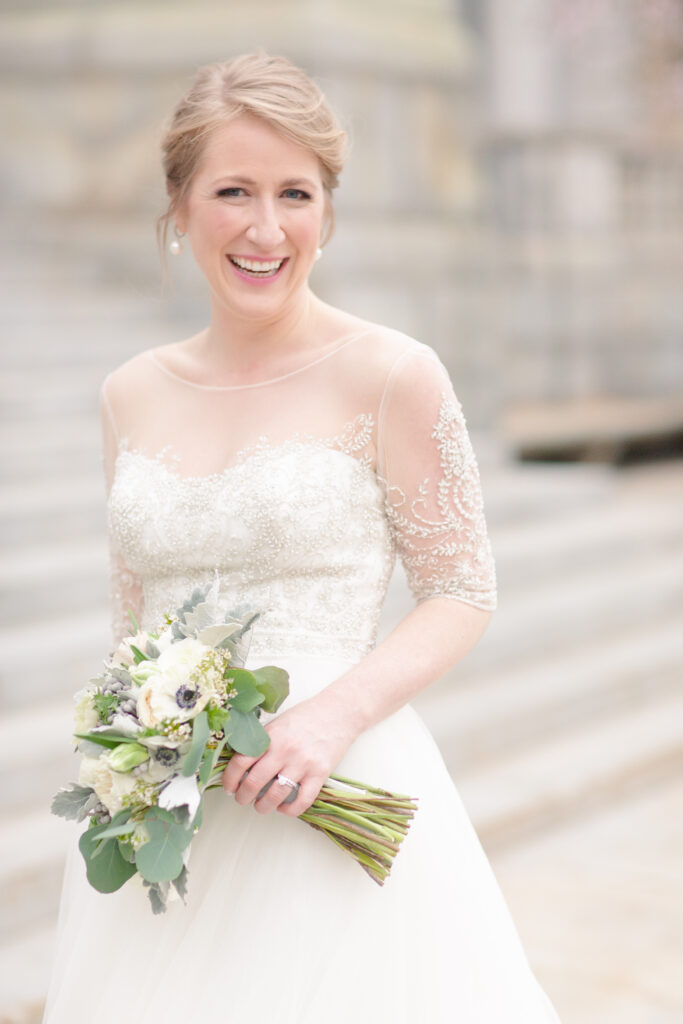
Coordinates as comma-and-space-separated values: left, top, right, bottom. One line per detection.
254, 773, 300, 815
221, 754, 257, 794
233, 759, 281, 806
277, 777, 323, 818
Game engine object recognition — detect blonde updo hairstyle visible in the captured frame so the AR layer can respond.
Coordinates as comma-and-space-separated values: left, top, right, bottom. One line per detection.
158, 51, 348, 256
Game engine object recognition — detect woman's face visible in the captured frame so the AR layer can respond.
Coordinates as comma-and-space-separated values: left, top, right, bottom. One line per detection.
175, 114, 327, 324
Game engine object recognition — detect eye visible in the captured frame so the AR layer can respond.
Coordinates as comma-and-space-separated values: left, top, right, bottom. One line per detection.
216, 187, 245, 198
282, 188, 311, 201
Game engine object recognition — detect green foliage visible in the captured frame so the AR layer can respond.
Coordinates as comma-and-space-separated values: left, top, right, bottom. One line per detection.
181, 711, 210, 778
129, 644, 147, 665
224, 709, 270, 757
117, 839, 136, 863
207, 706, 230, 733
145, 640, 161, 659
198, 738, 227, 787
225, 668, 266, 713
135, 811, 192, 883
251, 666, 290, 713
51, 784, 99, 822
172, 865, 188, 900
92, 692, 119, 723
74, 731, 141, 749
79, 812, 137, 893
143, 880, 167, 914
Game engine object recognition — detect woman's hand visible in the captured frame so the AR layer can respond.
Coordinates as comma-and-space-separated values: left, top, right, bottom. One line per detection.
221, 692, 361, 817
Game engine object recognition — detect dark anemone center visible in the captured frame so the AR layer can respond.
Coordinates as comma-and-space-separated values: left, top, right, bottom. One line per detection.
155, 747, 180, 767
176, 685, 198, 709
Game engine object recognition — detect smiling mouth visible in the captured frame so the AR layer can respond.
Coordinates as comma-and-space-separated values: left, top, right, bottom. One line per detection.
228, 256, 287, 277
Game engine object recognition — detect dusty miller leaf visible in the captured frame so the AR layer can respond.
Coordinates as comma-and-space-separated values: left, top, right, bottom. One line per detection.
51, 784, 99, 822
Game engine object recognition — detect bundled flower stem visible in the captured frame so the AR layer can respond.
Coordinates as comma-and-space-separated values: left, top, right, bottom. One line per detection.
207, 760, 417, 885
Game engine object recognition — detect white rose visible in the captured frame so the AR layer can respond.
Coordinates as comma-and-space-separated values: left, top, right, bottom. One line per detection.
78, 755, 137, 815
73, 689, 99, 734
136, 638, 211, 729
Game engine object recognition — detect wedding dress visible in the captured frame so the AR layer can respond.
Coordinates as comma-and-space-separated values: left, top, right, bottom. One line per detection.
43, 326, 561, 1022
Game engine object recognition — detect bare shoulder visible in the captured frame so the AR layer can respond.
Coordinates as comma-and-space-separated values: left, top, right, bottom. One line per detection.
102, 332, 202, 394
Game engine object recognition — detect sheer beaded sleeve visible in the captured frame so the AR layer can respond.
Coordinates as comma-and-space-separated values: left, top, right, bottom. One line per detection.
377, 347, 497, 611
100, 379, 144, 648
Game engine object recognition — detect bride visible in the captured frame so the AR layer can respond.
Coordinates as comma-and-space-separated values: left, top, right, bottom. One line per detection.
43, 52, 562, 1022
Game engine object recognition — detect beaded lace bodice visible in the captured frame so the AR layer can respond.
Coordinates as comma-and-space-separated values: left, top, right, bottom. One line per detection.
102, 329, 497, 662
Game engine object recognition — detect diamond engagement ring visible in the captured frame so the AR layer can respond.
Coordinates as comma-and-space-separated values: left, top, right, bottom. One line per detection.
276, 774, 300, 804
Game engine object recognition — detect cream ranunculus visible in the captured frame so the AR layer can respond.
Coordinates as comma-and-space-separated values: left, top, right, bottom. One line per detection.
78, 756, 138, 816
135, 638, 212, 729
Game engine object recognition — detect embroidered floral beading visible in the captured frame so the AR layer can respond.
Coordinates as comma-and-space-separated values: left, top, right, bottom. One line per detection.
107, 400, 496, 659
382, 394, 497, 609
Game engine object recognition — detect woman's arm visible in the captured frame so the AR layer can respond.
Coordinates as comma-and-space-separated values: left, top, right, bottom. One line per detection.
223, 344, 497, 815
222, 598, 491, 816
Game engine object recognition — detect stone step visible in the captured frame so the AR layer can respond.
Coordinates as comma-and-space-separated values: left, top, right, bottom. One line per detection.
416, 610, 683, 766
0, 476, 105, 546
0, 539, 108, 623
0, 609, 110, 710
452, 687, 683, 850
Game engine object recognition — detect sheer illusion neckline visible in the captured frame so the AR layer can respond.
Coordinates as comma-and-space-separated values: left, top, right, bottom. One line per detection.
147, 326, 376, 391
112, 409, 378, 486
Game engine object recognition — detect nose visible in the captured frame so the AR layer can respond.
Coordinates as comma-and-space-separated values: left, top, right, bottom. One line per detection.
245, 198, 285, 250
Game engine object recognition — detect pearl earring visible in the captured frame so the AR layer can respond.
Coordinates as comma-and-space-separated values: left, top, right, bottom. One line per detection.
169, 228, 185, 255
315, 247, 323, 261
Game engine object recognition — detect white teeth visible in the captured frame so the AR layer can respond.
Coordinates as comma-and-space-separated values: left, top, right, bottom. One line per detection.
230, 256, 284, 273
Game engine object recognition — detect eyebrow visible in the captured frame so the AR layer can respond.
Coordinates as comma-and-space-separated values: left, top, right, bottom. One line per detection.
210, 175, 319, 190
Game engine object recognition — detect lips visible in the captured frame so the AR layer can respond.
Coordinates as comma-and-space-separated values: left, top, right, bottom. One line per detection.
228, 255, 287, 277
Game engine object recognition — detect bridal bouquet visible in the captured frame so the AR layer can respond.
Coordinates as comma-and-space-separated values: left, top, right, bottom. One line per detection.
52, 581, 418, 912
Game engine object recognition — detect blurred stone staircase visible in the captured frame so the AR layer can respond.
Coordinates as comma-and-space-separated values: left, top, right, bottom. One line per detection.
2, 268, 683, 1024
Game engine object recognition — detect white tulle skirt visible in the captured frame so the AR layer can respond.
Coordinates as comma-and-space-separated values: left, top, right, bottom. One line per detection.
43, 652, 561, 1023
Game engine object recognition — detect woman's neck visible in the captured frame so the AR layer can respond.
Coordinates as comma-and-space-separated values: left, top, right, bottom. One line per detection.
199, 289, 327, 378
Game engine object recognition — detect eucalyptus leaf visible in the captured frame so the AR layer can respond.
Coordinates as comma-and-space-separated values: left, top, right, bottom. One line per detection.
118, 839, 136, 863
226, 669, 265, 713
135, 815, 192, 883
79, 816, 137, 893
225, 709, 270, 756
251, 666, 290, 713
51, 784, 98, 822
182, 711, 210, 777
91, 818, 138, 841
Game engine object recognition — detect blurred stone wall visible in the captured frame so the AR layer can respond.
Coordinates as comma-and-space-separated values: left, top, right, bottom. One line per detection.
1, 0, 682, 424
476, 0, 683, 408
